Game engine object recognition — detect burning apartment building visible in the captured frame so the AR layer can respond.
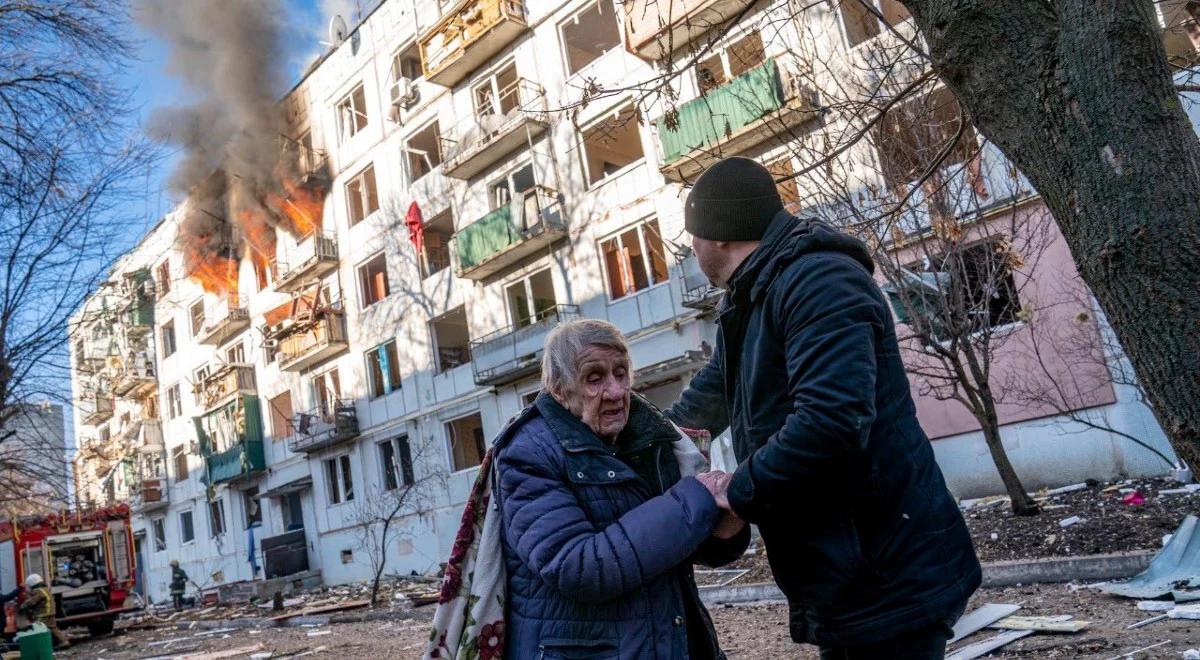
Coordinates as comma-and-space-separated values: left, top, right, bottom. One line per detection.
68, 0, 1179, 604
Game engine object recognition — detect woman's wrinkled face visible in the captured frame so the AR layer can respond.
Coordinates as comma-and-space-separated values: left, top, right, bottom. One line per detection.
563, 345, 631, 442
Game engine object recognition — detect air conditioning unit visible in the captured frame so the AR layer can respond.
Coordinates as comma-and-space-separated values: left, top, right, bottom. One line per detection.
388, 77, 419, 121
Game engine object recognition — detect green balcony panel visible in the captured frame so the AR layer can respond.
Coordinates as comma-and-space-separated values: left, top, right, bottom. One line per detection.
194, 395, 266, 485
457, 204, 519, 270
656, 58, 784, 164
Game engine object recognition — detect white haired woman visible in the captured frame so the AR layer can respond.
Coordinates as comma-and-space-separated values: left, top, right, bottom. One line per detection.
494, 319, 748, 659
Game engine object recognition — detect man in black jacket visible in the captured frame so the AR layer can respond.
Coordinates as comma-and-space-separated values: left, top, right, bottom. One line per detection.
666, 157, 980, 658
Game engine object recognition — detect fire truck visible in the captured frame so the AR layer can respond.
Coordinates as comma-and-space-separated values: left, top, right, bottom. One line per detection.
0, 505, 139, 636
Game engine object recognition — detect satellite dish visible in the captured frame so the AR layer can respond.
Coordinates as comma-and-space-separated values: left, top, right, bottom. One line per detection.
329, 15, 349, 44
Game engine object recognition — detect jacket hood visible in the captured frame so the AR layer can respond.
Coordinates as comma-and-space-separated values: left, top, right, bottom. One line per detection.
729, 211, 875, 304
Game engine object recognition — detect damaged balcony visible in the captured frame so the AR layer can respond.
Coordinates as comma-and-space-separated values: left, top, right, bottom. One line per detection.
195, 295, 250, 346
111, 354, 157, 399
470, 305, 579, 386
287, 400, 360, 454
452, 185, 565, 280
132, 424, 169, 514
655, 57, 817, 183
440, 79, 549, 180
278, 312, 348, 372
121, 268, 155, 334
196, 363, 257, 414
418, 0, 529, 87
272, 233, 339, 294
678, 254, 723, 311
195, 394, 266, 485
81, 393, 114, 427
623, 0, 756, 61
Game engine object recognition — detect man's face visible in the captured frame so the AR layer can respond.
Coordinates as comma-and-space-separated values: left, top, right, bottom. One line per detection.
562, 345, 631, 441
691, 235, 728, 288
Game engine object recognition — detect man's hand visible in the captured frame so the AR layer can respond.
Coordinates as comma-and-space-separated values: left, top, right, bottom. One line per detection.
696, 470, 732, 511
712, 510, 746, 539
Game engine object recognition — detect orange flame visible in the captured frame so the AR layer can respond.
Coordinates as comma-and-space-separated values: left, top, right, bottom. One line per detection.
188, 256, 240, 295
267, 177, 324, 237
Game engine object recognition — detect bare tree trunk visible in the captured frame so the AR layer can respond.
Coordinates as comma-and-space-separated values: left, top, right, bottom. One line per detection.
978, 407, 1039, 515
900, 0, 1200, 468
370, 516, 394, 608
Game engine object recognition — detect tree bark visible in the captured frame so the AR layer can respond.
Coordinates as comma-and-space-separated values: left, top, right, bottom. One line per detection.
979, 403, 1039, 515
901, 0, 1200, 469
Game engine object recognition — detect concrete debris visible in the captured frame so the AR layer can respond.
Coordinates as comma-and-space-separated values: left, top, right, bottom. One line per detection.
1183, 650, 1200, 660
1137, 600, 1176, 611
1044, 483, 1089, 496
1058, 516, 1084, 528
249, 654, 273, 660
306, 629, 332, 637
1168, 604, 1200, 620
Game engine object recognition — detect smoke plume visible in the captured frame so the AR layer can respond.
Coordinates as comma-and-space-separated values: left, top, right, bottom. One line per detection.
137, 0, 328, 295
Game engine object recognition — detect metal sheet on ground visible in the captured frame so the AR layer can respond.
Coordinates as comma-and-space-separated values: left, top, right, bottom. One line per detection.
947, 629, 1034, 660
949, 603, 1022, 644
1099, 515, 1200, 599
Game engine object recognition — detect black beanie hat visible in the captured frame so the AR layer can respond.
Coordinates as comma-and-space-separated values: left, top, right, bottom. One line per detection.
685, 157, 784, 241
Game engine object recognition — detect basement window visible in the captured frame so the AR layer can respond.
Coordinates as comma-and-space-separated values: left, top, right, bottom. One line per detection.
357, 253, 390, 308
581, 105, 644, 186
404, 121, 444, 183
600, 218, 669, 301
446, 412, 486, 472
560, 0, 621, 75
431, 307, 471, 373
420, 210, 453, 278
337, 83, 369, 142
366, 340, 401, 398
839, 0, 911, 48
346, 164, 380, 225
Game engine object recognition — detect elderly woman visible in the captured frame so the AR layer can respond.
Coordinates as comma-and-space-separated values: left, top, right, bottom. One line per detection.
495, 319, 749, 659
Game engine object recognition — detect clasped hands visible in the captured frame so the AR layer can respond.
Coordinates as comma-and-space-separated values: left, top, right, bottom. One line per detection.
696, 470, 745, 540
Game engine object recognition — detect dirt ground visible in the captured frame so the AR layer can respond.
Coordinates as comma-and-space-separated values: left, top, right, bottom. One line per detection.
51, 584, 1200, 659
965, 477, 1198, 563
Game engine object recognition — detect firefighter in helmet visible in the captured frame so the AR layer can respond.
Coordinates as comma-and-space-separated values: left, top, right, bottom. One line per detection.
169, 560, 189, 612
19, 574, 69, 648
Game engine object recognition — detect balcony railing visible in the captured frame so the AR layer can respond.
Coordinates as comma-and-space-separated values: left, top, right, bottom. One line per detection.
132, 477, 168, 513
452, 186, 565, 280
112, 355, 157, 398
678, 255, 723, 311
419, 0, 529, 87
197, 394, 266, 485
441, 79, 549, 180
623, 0, 758, 60
81, 393, 114, 427
278, 313, 349, 372
286, 400, 360, 454
655, 57, 817, 182
196, 295, 251, 346
272, 233, 339, 294
470, 305, 580, 386
196, 363, 257, 413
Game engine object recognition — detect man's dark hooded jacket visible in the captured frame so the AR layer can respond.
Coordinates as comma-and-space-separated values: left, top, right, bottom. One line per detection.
667, 212, 980, 646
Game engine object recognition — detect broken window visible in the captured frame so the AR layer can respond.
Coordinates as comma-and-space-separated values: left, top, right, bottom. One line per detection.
389, 44, 424, 120
431, 307, 471, 372
268, 391, 294, 441
152, 518, 166, 552
366, 340, 401, 398
473, 63, 521, 122
312, 369, 341, 418
766, 156, 803, 212
337, 83, 369, 142
324, 455, 354, 505
161, 321, 176, 358
208, 498, 226, 538
404, 121, 443, 182
695, 32, 765, 93
156, 261, 171, 299
581, 105, 645, 186
895, 240, 1022, 344
505, 269, 556, 328
876, 87, 980, 193
226, 342, 245, 364
839, 0, 910, 47
171, 443, 188, 482
166, 384, 182, 421
357, 252, 390, 308
560, 0, 621, 75
420, 210, 453, 278
601, 218, 669, 300
446, 412, 486, 472
345, 164, 380, 225
380, 436, 415, 491
243, 487, 262, 528
187, 300, 204, 338
179, 510, 195, 544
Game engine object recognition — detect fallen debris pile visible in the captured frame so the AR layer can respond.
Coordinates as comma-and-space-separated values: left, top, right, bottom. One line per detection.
946, 602, 1091, 660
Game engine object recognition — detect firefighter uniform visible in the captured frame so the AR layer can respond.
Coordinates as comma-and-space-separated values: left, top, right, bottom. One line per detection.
20, 575, 69, 648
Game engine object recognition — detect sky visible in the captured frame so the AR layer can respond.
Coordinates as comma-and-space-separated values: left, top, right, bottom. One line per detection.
116, 0, 364, 245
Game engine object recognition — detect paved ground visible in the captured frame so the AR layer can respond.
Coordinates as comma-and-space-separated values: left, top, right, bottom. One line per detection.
51, 584, 1200, 659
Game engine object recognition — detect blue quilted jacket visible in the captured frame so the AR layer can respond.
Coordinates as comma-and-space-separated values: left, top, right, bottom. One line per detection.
495, 393, 749, 659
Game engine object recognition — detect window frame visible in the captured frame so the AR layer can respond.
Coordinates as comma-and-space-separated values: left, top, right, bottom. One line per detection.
243, 487, 262, 529
444, 412, 486, 473
336, 83, 370, 142
558, 0, 622, 77
403, 120, 444, 183
430, 306, 472, 374
323, 454, 355, 505
166, 383, 183, 421
345, 163, 380, 226
179, 509, 195, 545
693, 31, 765, 93
189, 299, 205, 337
161, 321, 177, 358
598, 218, 670, 302
170, 443, 188, 482
365, 339, 402, 399
356, 251, 391, 309
578, 104, 646, 188
208, 497, 226, 538
503, 268, 556, 328
152, 517, 167, 552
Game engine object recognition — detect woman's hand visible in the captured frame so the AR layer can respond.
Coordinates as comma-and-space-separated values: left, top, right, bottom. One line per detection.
696, 470, 732, 511
712, 510, 746, 539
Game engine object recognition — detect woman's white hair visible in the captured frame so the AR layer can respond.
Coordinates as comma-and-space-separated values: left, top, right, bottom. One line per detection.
541, 319, 630, 397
